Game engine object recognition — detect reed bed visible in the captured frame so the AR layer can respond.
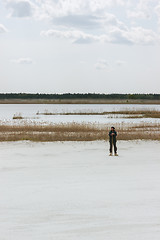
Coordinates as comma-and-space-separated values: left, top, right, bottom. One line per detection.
0, 122, 159, 142
37, 110, 160, 118
13, 113, 23, 120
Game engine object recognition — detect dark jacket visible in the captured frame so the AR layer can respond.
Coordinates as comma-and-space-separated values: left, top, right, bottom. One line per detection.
109, 130, 117, 143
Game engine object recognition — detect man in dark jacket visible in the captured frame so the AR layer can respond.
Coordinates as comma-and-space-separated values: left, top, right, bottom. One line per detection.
109, 127, 118, 156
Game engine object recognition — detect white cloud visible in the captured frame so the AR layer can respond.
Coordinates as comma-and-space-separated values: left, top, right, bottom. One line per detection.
127, 10, 150, 19
108, 27, 132, 45
41, 29, 99, 44
0, 24, 8, 33
95, 59, 109, 70
34, 0, 125, 19
6, 0, 35, 18
155, 3, 160, 16
128, 27, 158, 45
52, 15, 101, 29
127, 0, 154, 20
49, 12, 128, 37
107, 26, 159, 45
11, 58, 34, 64
3, 0, 160, 45
41, 25, 159, 45
155, 3, 160, 30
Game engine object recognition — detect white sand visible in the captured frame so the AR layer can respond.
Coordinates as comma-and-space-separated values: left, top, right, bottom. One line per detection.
0, 140, 160, 240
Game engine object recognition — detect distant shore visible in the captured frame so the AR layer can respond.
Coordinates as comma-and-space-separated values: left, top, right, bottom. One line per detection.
0, 99, 160, 104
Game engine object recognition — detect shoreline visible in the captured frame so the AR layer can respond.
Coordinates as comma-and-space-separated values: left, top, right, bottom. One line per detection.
0, 99, 160, 104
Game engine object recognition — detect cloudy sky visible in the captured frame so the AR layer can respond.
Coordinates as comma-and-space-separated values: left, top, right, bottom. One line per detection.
0, 0, 160, 93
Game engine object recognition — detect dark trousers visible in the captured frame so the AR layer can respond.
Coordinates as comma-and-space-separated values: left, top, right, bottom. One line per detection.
109, 141, 117, 154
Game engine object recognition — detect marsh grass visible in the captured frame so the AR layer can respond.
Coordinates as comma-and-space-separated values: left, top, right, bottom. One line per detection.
0, 122, 159, 141
109, 110, 160, 118
13, 113, 23, 120
36, 110, 160, 118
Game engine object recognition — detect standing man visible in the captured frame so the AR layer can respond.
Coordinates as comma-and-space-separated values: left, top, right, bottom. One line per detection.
109, 127, 118, 156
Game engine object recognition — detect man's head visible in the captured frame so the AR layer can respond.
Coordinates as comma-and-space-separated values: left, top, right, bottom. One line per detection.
111, 127, 115, 131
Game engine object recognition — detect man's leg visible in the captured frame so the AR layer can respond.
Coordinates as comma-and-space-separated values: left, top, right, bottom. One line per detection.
114, 142, 117, 154
109, 141, 112, 153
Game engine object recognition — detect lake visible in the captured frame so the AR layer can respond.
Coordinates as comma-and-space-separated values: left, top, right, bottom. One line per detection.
0, 104, 160, 124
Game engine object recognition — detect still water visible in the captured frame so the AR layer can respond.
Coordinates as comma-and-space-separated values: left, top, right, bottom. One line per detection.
0, 104, 160, 124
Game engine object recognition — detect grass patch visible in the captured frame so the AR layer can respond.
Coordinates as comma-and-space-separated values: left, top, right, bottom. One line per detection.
0, 122, 160, 141
13, 113, 23, 120
36, 110, 160, 118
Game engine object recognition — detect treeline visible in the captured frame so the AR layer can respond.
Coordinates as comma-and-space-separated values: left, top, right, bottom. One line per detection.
0, 93, 160, 100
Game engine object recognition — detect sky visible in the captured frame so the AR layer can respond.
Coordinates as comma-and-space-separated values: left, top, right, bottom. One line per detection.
0, 0, 160, 94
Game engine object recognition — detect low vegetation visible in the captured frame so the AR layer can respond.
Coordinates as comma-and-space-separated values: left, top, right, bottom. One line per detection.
37, 110, 160, 118
0, 122, 159, 141
0, 93, 160, 100
13, 113, 23, 120
0, 93, 160, 104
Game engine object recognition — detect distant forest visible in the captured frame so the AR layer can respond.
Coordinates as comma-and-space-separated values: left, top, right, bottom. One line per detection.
0, 93, 160, 100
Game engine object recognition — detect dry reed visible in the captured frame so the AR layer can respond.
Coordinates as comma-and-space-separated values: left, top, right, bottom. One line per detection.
0, 122, 159, 142
13, 113, 23, 120
37, 110, 160, 118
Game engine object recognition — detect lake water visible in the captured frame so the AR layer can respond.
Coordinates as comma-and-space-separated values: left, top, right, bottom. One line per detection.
0, 104, 160, 124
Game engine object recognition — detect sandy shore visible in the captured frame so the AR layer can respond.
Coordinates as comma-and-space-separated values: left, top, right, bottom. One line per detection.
0, 99, 160, 104
0, 140, 160, 240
